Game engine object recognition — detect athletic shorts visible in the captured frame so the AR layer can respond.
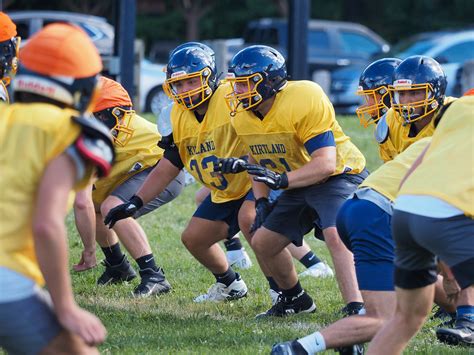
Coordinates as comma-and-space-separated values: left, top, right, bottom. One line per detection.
193, 189, 252, 238
111, 166, 185, 218
337, 197, 394, 291
393, 210, 474, 289
0, 289, 61, 354
263, 171, 367, 246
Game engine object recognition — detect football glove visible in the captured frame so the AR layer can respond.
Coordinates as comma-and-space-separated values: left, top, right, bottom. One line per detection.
250, 197, 274, 234
246, 164, 289, 190
214, 157, 248, 174
104, 195, 143, 228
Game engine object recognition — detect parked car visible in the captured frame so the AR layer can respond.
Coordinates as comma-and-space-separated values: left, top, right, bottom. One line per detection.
330, 29, 474, 114
8, 10, 169, 114
243, 18, 390, 75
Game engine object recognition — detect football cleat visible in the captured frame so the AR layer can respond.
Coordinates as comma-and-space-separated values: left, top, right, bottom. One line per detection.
193, 274, 248, 302
436, 318, 474, 346
339, 302, 365, 317
226, 248, 253, 269
132, 267, 171, 298
271, 340, 309, 355
299, 262, 334, 279
269, 288, 281, 306
256, 290, 316, 319
335, 344, 365, 354
97, 255, 137, 285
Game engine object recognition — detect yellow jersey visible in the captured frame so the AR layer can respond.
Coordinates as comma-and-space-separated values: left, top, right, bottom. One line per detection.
0, 103, 93, 285
398, 95, 474, 216
377, 97, 457, 162
93, 114, 163, 204
231, 81, 366, 175
170, 83, 251, 203
360, 138, 431, 201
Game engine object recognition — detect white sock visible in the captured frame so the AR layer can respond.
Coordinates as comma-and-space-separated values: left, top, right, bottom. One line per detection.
297, 331, 326, 354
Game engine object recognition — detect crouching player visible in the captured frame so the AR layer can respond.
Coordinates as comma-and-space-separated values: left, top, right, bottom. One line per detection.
0, 24, 110, 354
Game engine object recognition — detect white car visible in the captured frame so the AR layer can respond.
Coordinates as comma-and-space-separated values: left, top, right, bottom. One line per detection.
9, 10, 170, 114
330, 29, 474, 114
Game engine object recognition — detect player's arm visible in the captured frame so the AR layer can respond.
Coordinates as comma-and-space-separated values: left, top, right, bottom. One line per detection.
104, 136, 183, 228
248, 154, 270, 199
33, 153, 106, 345
73, 184, 97, 272
286, 144, 336, 188
246, 132, 336, 190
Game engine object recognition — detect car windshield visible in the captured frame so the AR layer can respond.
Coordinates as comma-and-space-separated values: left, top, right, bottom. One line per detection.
394, 37, 438, 58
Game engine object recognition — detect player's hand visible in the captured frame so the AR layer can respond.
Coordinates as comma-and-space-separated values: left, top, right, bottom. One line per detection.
246, 164, 289, 190
250, 197, 274, 233
57, 304, 107, 346
73, 249, 97, 272
103, 195, 143, 228
214, 157, 248, 174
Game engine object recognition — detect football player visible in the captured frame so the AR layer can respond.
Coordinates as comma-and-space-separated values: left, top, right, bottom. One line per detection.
220, 45, 368, 317
271, 138, 432, 354
368, 92, 474, 353
104, 45, 250, 302
355, 57, 401, 128
166, 42, 255, 270
73, 76, 184, 297
0, 12, 20, 103
376, 55, 455, 162
0, 23, 111, 354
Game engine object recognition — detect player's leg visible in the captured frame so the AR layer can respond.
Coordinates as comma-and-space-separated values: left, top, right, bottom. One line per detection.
186, 193, 248, 302
196, 186, 251, 269
97, 168, 185, 296
251, 188, 316, 318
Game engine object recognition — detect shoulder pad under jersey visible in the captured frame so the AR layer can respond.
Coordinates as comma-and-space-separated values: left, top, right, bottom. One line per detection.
72, 114, 116, 177
374, 113, 389, 144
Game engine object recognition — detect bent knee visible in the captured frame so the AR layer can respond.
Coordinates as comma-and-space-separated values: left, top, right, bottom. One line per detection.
41, 330, 99, 355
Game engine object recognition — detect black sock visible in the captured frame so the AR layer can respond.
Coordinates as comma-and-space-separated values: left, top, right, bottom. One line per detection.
266, 276, 280, 292
281, 281, 303, 298
224, 237, 243, 251
101, 243, 125, 265
213, 268, 237, 287
299, 251, 321, 268
136, 254, 158, 271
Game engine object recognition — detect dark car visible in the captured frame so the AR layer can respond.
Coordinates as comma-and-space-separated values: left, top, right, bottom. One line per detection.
243, 18, 390, 75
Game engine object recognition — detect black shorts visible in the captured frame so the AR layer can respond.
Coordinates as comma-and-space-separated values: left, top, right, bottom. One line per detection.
263, 171, 367, 246
393, 210, 474, 290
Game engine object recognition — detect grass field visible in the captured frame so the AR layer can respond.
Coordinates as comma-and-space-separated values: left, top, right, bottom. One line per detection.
65, 115, 468, 354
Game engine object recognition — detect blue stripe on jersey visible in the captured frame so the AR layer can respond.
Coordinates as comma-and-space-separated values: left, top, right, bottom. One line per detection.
304, 131, 335, 154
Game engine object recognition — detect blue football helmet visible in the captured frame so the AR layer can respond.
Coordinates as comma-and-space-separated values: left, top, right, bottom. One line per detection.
225, 45, 287, 115
389, 55, 447, 124
356, 58, 402, 127
163, 46, 218, 110
168, 41, 215, 60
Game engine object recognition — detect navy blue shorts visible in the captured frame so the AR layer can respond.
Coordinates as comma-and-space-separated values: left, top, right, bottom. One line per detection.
193, 190, 252, 238
263, 171, 367, 246
336, 197, 395, 291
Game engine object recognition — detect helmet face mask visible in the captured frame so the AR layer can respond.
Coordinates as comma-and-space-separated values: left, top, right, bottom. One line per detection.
164, 67, 214, 110
355, 58, 401, 127
164, 47, 217, 110
389, 55, 446, 125
356, 86, 389, 127
225, 45, 287, 116
93, 106, 134, 146
389, 81, 439, 124
224, 72, 265, 114
0, 36, 20, 85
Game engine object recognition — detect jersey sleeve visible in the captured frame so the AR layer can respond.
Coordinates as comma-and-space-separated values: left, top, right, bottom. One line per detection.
294, 86, 336, 148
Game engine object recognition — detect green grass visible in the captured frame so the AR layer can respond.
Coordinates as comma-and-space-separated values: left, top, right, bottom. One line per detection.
65, 115, 466, 354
